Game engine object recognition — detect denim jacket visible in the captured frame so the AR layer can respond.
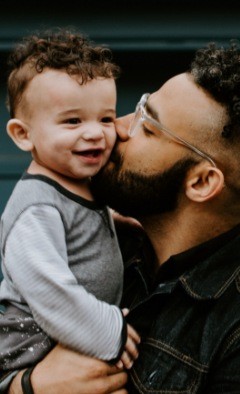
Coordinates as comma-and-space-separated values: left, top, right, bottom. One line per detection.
121, 226, 240, 393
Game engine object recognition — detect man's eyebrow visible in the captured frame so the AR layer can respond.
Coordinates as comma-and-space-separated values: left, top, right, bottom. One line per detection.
145, 101, 160, 121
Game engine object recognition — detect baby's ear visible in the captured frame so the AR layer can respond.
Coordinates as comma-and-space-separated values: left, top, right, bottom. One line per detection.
7, 118, 33, 151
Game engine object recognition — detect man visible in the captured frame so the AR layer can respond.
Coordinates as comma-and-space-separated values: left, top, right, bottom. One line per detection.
6, 40, 240, 393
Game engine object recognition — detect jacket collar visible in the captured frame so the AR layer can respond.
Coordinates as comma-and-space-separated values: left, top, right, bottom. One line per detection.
179, 232, 240, 300
147, 224, 240, 301
125, 224, 240, 301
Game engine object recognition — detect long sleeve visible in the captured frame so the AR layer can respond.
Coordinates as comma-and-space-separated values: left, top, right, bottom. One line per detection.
2, 205, 124, 360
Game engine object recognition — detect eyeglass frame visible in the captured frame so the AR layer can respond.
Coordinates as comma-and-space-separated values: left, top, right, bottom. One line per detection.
128, 93, 217, 168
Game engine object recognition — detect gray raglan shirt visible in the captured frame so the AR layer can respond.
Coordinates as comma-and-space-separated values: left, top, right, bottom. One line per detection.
0, 173, 124, 360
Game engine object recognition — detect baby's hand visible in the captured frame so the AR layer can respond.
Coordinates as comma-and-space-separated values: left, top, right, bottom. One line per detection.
116, 309, 141, 370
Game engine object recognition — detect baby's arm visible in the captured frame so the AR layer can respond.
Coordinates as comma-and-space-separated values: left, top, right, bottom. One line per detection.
3, 205, 126, 361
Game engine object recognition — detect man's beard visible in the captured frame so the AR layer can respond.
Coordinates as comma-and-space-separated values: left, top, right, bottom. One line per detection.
91, 149, 196, 218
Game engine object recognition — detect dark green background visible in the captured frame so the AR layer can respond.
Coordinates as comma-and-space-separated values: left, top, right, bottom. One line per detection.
1, 0, 240, 279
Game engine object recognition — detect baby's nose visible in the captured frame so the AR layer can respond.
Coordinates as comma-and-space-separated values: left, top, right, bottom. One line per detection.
82, 125, 104, 140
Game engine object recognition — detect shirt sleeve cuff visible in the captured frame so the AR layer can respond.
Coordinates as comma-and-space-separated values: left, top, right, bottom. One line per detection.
0, 370, 19, 393
108, 311, 127, 364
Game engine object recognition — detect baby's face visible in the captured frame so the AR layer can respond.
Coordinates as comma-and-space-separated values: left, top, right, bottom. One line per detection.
21, 69, 117, 181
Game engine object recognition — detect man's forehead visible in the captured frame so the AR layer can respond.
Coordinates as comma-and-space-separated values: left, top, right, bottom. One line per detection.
150, 73, 194, 103
148, 73, 221, 118
146, 74, 194, 122
146, 72, 226, 138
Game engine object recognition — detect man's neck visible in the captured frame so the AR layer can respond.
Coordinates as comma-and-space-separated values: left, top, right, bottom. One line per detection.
139, 208, 240, 268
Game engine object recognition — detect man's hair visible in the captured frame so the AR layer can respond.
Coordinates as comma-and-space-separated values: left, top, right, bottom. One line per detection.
190, 40, 240, 139
6, 27, 121, 117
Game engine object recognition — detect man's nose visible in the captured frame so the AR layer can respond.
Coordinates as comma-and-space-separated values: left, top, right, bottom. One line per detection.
115, 114, 134, 141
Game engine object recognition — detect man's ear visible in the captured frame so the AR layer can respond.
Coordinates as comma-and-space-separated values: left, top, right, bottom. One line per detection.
185, 163, 224, 202
7, 119, 33, 152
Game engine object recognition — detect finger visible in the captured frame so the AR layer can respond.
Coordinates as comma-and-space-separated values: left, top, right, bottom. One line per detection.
116, 360, 124, 369
122, 308, 129, 317
97, 370, 128, 394
105, 363, 126, 376
112, 390, 128, 394
127, 324, 141, 344
124, 336, 139, 360
120, 351, 134, 370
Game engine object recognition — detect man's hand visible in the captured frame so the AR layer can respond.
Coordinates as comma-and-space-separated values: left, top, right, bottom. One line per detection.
111, 210, 142, 231
9, 344, 128, 394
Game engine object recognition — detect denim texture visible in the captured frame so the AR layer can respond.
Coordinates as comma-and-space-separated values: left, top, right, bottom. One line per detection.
122, 233, 240, 393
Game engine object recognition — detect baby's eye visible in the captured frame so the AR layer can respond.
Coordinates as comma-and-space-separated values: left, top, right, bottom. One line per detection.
101, 116, 114, 123
66, 118, 81, 124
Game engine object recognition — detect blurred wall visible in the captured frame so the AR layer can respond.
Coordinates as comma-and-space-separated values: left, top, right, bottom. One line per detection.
0, 0, 240, 278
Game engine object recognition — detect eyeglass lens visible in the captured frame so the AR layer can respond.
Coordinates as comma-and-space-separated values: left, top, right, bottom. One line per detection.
128, 106, 142, 137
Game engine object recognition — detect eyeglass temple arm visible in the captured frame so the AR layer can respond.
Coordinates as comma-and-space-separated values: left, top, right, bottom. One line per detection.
145, 113, 217, 168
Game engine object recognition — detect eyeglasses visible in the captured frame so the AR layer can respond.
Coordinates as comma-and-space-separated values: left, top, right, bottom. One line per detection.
128, 93, 217, 168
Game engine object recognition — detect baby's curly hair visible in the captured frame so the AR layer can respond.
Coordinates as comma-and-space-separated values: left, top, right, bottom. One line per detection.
190, 40, 240, 139
6, 27, 121, 117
